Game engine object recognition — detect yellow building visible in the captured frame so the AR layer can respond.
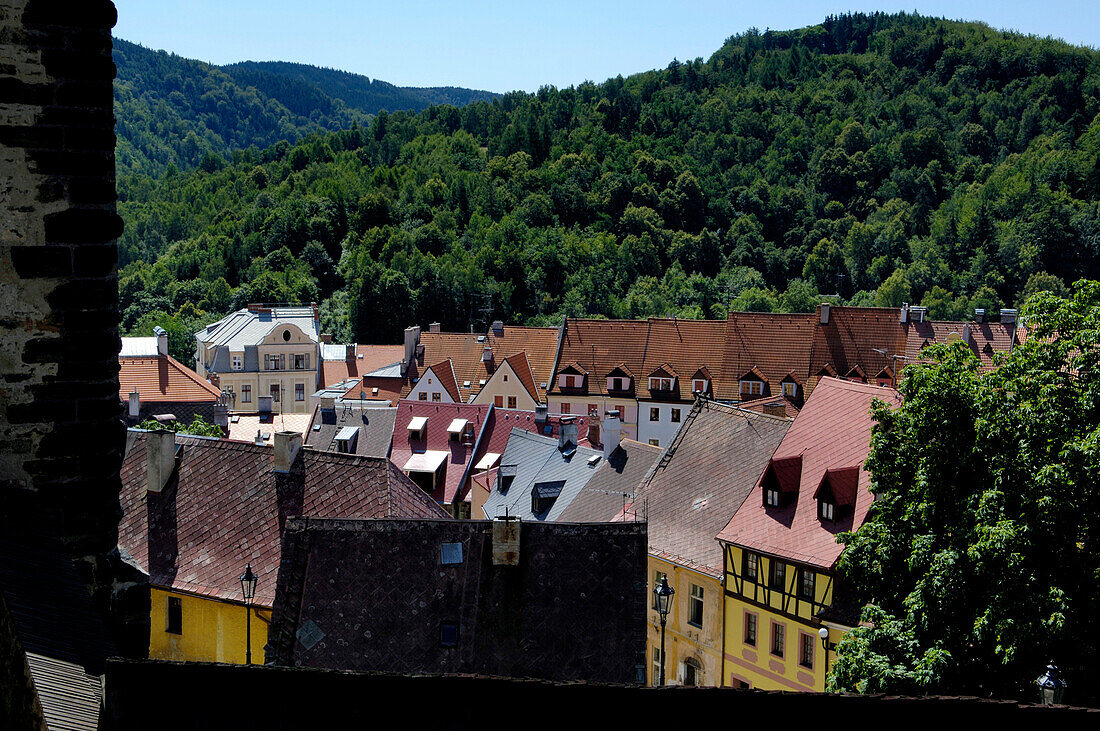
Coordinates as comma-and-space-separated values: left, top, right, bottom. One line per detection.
716, 378, 901, 690
149, 587, 269, 664
646, 558, 725, 686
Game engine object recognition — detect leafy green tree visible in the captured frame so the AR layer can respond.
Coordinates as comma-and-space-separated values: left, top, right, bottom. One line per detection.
137, 415, 223, 437
832, 281, 1100, 704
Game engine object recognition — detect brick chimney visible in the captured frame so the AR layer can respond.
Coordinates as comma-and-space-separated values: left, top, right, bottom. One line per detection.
145, 430, 176, 494
273, 431, 302, 473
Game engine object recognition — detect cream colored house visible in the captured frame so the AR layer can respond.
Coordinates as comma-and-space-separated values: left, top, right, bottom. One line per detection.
195, 304, 321, 414
471, 352, 541, 411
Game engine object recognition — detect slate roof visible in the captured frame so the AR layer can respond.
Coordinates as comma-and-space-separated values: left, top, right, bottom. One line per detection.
406, 325, 561, 403
716, 377, 902, 570
267, 518, 647, 683
389, 401, 491, 505
196, 306, 319, 350
556, 439, 664, 524
481, 429, 603, 521
304, 404, 397, 458
119, 354, 222, 403
118, 433, 450, 607
320, 344, 404, 387
0, 489, 116, 731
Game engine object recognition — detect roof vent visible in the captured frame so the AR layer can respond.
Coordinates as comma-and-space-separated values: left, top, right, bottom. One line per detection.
482, 346, 493, 362
491, 320, 504, 333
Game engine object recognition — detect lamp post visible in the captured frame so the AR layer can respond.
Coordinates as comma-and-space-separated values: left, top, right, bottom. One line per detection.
653, 575, 674, 686
1036, 661, 1067, 705
818, 626, 837, 690
240, 563, 257, 665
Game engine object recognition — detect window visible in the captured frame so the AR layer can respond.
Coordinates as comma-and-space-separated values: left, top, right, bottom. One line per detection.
560, 374, 577, 389
740, 380, 763, 396
651, 570, 667, 609
819, 499, 835, 521
615, 406, 625, 420
241, 384, 251, 403
270, 384, 280, 402
683, 658, 701, 687
649, 407, 660, 422
771, 622, 785, 658
652, 646, 662, 686
431, 392, 441, 402
799, 569, 815, 600
418, 392, 428, 401
231, 354, 242, 370
561, 402, 572, 415
608, 376, 630, 391
294, 354, 306, 370
649, 377, 672, 391
770, 559, 786, 591
295, 383, 305, 401
671, 408, 681, 423
800, 633, 815, 669
649, 439, 660, 447
503, 374, 508, 382
692, 379, 707, 393
494, 395, 503, 407
742, 552, 759, 581
688, 584, 704, 627
765, 487, 780, 507
507, 396, 517, 408
588, 404, 598, 416
440, 622, 458, 647
166, 596, 182, 635
744, 612, 757, 646
782, 382, 797, 398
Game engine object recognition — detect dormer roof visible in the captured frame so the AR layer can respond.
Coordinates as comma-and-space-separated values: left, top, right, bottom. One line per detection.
647, 363, 679, 379
607, 362, 634, 379
740, 365, 769, 383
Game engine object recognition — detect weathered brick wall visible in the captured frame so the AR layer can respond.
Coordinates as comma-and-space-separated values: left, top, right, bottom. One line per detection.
0, 0, 123, 612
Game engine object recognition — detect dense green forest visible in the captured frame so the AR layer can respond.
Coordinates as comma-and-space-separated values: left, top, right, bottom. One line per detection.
117, 12, 1100, 355
113, 39, 496, 176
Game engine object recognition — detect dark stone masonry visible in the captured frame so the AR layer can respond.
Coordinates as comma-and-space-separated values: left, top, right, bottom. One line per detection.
0, 0, 128, 634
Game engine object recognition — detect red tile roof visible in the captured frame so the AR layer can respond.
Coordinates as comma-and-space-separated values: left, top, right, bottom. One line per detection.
502, 351, 540, 404
118, 434, 450, 607
722, 312, 816, 401
118, 355, 222, 403
809, 306, 907, 383
389, 401, 492, 505
321, 344, 404, 387
549, 319, 652, 397
639, 319, 727, 401
903, 320, 1020, 372
716, 377, 901, 569
343, 376, 404, 406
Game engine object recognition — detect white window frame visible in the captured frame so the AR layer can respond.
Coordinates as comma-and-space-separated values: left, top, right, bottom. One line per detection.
819, 499, 834, 520
241, 384, 252, 403
782, 382, 797, 398
295, 383, 305, 401
765, 487, 780, 507
231, 354, 242, 371
692, 378, 707, 393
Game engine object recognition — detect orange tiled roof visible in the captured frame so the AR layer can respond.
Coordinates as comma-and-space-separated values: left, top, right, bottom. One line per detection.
344, 376, 405, 406
808, 306, 907, 383
502, 351, 540, 404
639, 319, 727, 401
722, 312, 816, 400
321, 344, 404, 387
904, 320, 1020, 372
118, 355, 221, 403
716, 377, 902, 570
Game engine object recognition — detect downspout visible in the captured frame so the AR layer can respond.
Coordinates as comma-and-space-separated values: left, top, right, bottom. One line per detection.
719, 540, 728, 687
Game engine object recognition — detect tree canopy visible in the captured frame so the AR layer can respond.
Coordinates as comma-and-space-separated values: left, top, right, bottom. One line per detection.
831, 281, 1100, 705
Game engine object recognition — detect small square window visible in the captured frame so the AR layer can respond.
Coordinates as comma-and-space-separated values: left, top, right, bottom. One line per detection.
494, 395, 503, 407
432, 392, 441, 402
561, 403, 572, 415
440, 622, 458, 647
418, 392, 428, 401
507, 396, 517, 408
648, 439, 660, 447
782, 382, 797, 398
166, 596, 182, 635
649, 407, 659, 422
671, 408, 681, 423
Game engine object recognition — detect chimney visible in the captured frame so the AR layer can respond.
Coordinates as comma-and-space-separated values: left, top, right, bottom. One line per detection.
1001, 308, 1017, 325
762, 402, 787, 418
258, 395, 273, 414
128, 390, 141, 418
899, 302, 909, 324
910, 306, 927, 323
491, 320, 504, 334
273, 431, 302, 473
975, 308, 985, 323
345, 343, 355, 359
534, 404, 548, 424
312, 302, 320, 324
429, 322, 441, 333
320, 396, 336, 412
154, 325, 168, 356
254, 430, 265, 446
482, 346, 493, 363
603, 411, 622, 459
962, 323, 973, 344
145, 429, 176, 494
559, 416, 578, 450
820, 303, 830, 325
247, 303, 262, 312
403, 325, 421, 372
213, 401, 229, 429
492, 516, 521, 566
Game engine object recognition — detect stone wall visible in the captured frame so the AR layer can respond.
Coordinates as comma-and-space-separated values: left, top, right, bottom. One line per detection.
0, 0, 124, 617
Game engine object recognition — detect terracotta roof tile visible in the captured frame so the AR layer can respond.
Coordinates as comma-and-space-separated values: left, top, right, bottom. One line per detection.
722, 313, 816, 401
119, 355, 221, 403
903, 320, 1020, 373
343, 376, 404, 406
809, 306, 907, 382
716, 377, 902, 569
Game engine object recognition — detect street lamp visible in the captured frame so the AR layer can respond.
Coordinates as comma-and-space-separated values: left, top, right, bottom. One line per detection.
240, 563, 258, 665
653, 575, 674, 686
1036, 661, 1067, 705
818, 626, 837, 690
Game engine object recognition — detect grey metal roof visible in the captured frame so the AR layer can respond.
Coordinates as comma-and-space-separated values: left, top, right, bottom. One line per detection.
363, 361, 403, 378
481, 429, 602, 521
119, 336, 158, 357
197, 306, 318, 351
321, 343, 349, 360
304, 405, 397, 458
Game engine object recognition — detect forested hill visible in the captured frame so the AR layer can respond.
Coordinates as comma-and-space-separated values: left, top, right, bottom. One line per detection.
118, 13, 1100, 358
222, 61, 499, 116
112, 38, 498, 176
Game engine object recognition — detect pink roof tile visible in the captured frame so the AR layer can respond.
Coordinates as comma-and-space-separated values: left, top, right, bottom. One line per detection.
389, 401, 490, 505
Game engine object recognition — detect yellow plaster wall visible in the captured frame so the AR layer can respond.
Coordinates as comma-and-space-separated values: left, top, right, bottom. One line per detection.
472, 362, 540, 409
149, 587, 268, 665
646, 557, 724, 687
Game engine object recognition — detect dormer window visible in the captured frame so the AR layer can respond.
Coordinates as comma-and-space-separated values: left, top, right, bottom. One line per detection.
814, 466, 859, 521
648, 377, 673, 391
740, 380, 763, 396
761, 455, 802, 508
408, 416, 428, 440
334, 426, 359, 454
231, 354, 242, 370
782, 382, 797, 398
819, 499, 835, 521
765, 488, 781, 507
559, 374, 579, 389
607, 376, 630, 391
692, 379, 708, 393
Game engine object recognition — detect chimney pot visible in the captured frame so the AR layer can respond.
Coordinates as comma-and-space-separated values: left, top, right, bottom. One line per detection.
975, 308, 985, 323
429, 322, 441, 333
273, 431, 302, 473
128, 390, 141, 418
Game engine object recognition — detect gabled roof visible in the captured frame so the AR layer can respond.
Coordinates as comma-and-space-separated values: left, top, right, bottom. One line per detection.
558, 361, 588, 375
691, 366, 712, 380
740, 365, 769, 382
607, 362, 634, 379
903, 319, 1020, 373
320, 344, 404, 388
721, 312, 816, 401
390, 401, 492, 505
343, 376, 404, 406
814, 466, 860, 507
502, 351, 540, 403
421, 359, 462, 403
556, 439, 664, 524
550, 319, 651, 397
647, 362, 679, 379
118, 433, 450, 607
304, 404, 397, 458
717, 377, 902, 570
622, 401, 790, 577
481, 429, 603, 521
119, 354, 222, 403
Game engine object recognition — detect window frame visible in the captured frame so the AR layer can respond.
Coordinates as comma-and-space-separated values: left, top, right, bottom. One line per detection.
649, 407, 660, 422
769, 559, 786, 591
507, 395, 517, 409
819, 499, 835, 521
648, 438, 660, 447
165, 595, 182, 635
231, 354, 242, 371
270, 384, 280, 402
782, 381, 797, 398
765, 487, 781, 507
742, 551, 759, 582
431, 392, 441, 402
743, 610, 757, 646
688, 583, 704, 628
798, 568, 815, 601
771, 621, 785, 658
560, 402, 572, 415
671, 407, 681, 423
799, 631, 815, 669
418, 391, 428, 401
241, 384, 252, 403
294, 383, 305, 402
740, 380, 763, 396
494, 395, 503, 408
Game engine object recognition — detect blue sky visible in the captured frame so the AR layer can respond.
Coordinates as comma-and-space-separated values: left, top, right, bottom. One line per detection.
113, 1, 1100, 93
